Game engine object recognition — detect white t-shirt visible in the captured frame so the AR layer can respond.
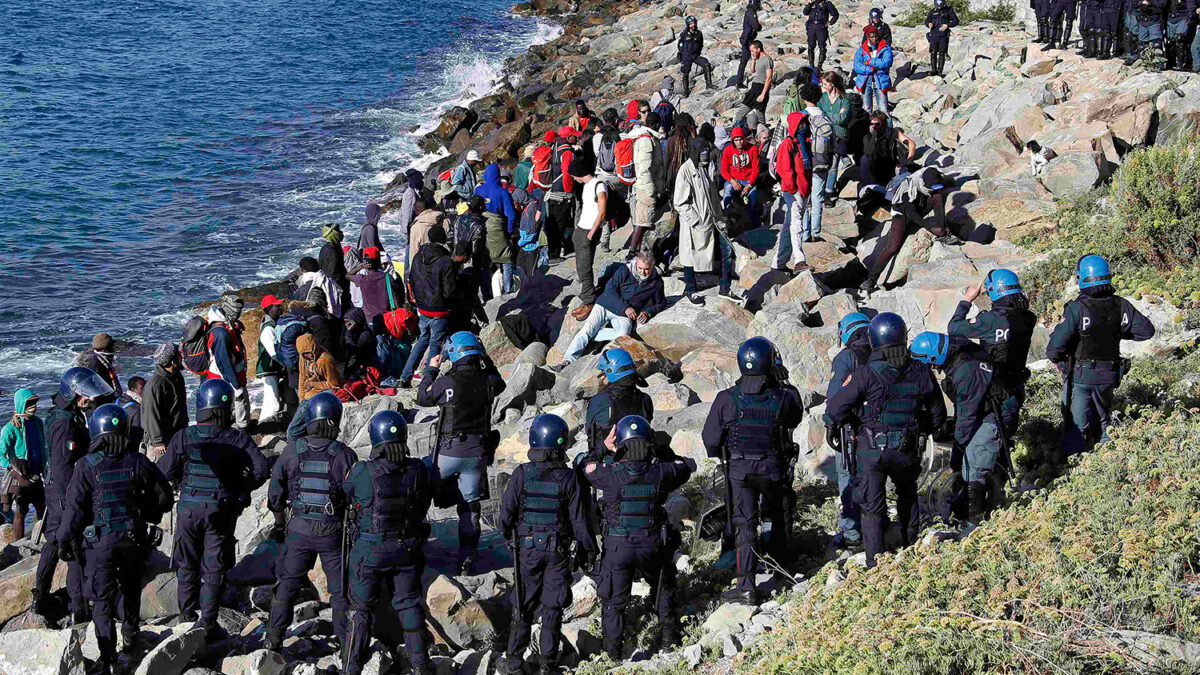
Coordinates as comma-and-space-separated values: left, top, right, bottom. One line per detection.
577, 179, 608, 230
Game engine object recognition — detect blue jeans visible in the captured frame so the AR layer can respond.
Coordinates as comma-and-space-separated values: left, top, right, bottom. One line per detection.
431, 454, 487, 503
1192, 28, 1200, 69
1061, 379, 1116, 455
834, 445, 861, 542
803, 170, 828, 239
501, 262, 515, 294
963, 418, 1002, 484
824, 155, 842, 195
401, 314, 448, 381
722, 179, 759, 226
864, 80, 889, 114
774, 192, 808, 269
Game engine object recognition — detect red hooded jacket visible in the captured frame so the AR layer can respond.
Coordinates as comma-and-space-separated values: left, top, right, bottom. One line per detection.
776, 112, 813, 198
720, 128, 761, 184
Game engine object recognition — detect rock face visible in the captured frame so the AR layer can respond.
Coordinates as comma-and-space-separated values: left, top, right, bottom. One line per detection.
133, 626, 207, 675
0, 626, 86, 674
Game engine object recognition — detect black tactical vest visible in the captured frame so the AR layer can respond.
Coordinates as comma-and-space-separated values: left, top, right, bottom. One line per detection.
730, 386, 784, 462
84, 452, 137, 534
1075, 296, 1122, 362
290, 438, 344, 523
592, 386, 649, 452
357, 459, 424, 541
519, 462, 569, 534
987, 304, 1037, 381
603, 463, 664, 537
441, 365, 492, 437
865, 361, 922, 433
180, 426, 225, 508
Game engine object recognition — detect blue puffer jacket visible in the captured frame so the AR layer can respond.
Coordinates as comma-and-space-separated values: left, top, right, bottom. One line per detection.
473, 163, 518, 235
853, 39, 894, 92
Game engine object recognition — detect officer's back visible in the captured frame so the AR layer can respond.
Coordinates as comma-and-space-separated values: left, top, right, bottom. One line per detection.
585, 349, 653, 461
270, 432, 357, 537
344, 445, 433, 557
586, 429, 692, 540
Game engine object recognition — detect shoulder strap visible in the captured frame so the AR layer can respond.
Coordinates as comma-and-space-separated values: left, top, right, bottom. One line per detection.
384, 275, 397, 311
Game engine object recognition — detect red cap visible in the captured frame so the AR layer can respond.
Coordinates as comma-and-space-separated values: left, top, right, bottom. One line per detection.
864, 25, 880, 39
543, 130, 557, 144
731, 127, 746, 139
260, 295, 284, 310
558, 125, 580, 139
626, 100, 641, 120
363, 246, 381, 259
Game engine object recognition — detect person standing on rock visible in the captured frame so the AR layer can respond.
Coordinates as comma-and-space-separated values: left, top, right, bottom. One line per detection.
87, 333, 123, 396
157, 379, 269, 637
804, 0, 840, 71
1044, 0, 1080, 49
255, 295, 288, 426
866, 7, 894, 47
736, 0, 764, 89
497, 414, 597, 675
416, 331, 505, 575
1161, 0, 1194, 69
741, 41, 775, 119
801, 83, 834, 244
143, 343, 189, 461
925, 0, 959, 76
1089, 0, 1121, 58
774, 111, 814, 276
702, 337, 803, 604
265, 392, 357, 652
586, 415, 695, 658
1, 389, 45, 542
206, 294, 252, 430
475, 163, 519, 296
625, 111, 665, 257
571, 155, 608, 321
818, 72, 852, 209
860, 166, 961, 297
58, 403, 172, 674
821, 313, 871, 552
826, 313, 948, 568
34, 366, 113, 625
855, 27, 894, 112
342, 410, 436, 675
678, 137, 745, 306
546, 127, 581, 262
401, 224, 457, 388
1046, 255, 1155, 455
594, 108, 628, 252
677, 16, 715, 98
1034, 0, 1055, 44
452, 150, 482, 202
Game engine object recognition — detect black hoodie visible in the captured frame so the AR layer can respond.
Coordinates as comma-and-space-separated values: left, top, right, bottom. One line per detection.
409, 242, 457, 314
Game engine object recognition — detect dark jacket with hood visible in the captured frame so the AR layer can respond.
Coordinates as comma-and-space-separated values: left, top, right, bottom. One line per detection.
409, 242, 458, 314
343, 308, 378, 375
597, 261, 668, 318
358, 203, 385, 253
144, 364, 189, 449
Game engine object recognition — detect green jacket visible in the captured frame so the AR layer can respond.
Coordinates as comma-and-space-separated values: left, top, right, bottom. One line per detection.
818, 92, 851, 141
0, 389, 45, 474
514, 159, 534, 191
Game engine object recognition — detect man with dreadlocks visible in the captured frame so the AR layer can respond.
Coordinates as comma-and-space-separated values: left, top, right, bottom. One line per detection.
157, 379, 268, 637
265, 392, 358, 652
342, 410, 436, 675
58, 403, 172, 674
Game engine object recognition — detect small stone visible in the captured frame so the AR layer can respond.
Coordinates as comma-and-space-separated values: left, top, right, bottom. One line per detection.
825, 569, 846, 593
134, 626, 207, 675
845, 552, 868, 568
683, 643, 703, 667
701, 603, 757, 637
722, 633, 742, 657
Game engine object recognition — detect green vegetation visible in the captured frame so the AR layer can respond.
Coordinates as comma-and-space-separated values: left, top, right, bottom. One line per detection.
894, 0, 1015, 28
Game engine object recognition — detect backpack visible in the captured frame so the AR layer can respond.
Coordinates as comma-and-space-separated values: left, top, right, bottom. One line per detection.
549, 141, 571, 191
597, 135, 618, 173
654, 99, 676, 137
531, 145, 554, 189
181, 316, 211, 376
615, 137, 638, 186
275, 314, 311, 370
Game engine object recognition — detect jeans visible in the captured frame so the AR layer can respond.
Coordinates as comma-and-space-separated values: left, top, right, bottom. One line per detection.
401, 314, 448, 381
824, 155, 842, 195
803, 170, 828, 239
683, 231, 735, 294
1061, 379, 1116, 455
723, 179, 759, 227
963, 418, 1002, 484
564, 304, 635, 364
501, 262, 516, 294
834, 446, 861, 542
864, 80, 889, 114
1192, 29, 1200, 70
774, 192, 809, 269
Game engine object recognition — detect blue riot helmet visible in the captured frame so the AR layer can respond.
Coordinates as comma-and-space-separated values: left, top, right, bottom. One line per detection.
307, 391, 344, 425
737, 337, 775, 376
934, 0, 945, 7
196, 379, 235, 412
909, 331, 950, 367
530, 414, 570, 456
369, 409, 408, 448
838, 312, 871, 346
615, 415, 652, 447
88, 403, 129, 440
1076, 255, 1112, 290
59, 366, 114, 402
444, 331, 483, 363
686, 14, 697, 25
598, 348, 637, 383
868, 312, 908, 349
983, 269, 1022, 302
870, 6, 883, 20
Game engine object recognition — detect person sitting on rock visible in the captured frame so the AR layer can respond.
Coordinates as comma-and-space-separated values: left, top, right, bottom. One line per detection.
349, 246, 404, 327
720, 127, 762, 231
548, 252, 667, 372
857, 112, 917, 188
677, 138, 745, 306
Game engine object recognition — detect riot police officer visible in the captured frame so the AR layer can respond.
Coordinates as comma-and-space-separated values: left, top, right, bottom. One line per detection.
266, 392, 358, 651
342, 410, 435, 675
804, 0, 840, 71
58, 404, 172, 674
867, 7, 894, 47
677, 16, 715, 98
702, 337, 803, 604
586, 415, 694, 659
736, 0, 763, 89
1034, 0, 1054, 43
584, 349, 653, 462
415, 331, 506, 575
1046, 255, 1155, 455
925, 0, 961, 76
34, 366, 114, 624
1044, 0, 1080, 48
822, 313, 872, 551
826, 313, 947, 568
947, 269, 1036, 449
498, 414, 597, 675
910, 332, 1001, 528
157, 379, 269, 635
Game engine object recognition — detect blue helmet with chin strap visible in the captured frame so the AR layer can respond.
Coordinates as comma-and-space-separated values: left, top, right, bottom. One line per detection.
307, 391, 344, 425
529, 414, 570, 452
59, 366, 114, 401
196, 379, 235, 412
445, 331, 483, 363
615, 415, 652, 447
88, 403, 129, 439
838, 312, 871, 346
598, 348, 637, 383
868, 312, 908, 349
909, 331, 950, 367
737, 337, 775, 376
870, 6, 883, 19
369, 410, 408, 447
984, 269, 1022, 302
1076, 255, 1112, 290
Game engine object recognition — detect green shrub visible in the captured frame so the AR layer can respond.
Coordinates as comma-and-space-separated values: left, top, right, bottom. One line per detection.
895, 0, 1013, 28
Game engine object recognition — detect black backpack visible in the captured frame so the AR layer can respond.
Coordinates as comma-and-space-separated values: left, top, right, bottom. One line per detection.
654, 99, 676, 137
181, 316, 211, 376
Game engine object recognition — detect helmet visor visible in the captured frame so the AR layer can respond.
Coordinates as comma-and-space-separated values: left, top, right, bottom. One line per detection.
72, 372, 115, 399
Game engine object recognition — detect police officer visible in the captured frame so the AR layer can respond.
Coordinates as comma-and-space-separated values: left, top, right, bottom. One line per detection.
1093, 0, 1123, 58
1044, 0, 1080, 48
1034, 0, 1054, 43
415, 331, 506, 575
584, 349, 653, 462
910, 333, 1001, 528
822, 313, 872, 551
925, 0, 961, 76
1046, 255, 1155, 455
586, 415, 694, 659
736, 0, 763, 89
1125, 0, 1168, 65
1080, 0, 1105, 55
342, 410, 435, 675
157, 379, 269, 635
677, 16, 715, 98
826, 313, 947, 568
1162, 0, 1195, 69
804, 0, 840, 71
265, 392, 358, 651
867, 7, 894, 46
58, 404, 172, 674
34, 366, 113, 624
498, 414, 597, 675
702, 337, 803, 604
947, 269, 1037, 449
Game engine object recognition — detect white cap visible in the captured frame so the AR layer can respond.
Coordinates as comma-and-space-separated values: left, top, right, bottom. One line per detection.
466, 150, 481, 161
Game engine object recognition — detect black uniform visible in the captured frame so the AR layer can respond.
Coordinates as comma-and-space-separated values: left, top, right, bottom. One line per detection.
677, 27, 714, 94
737, 1, 763, 87
35, 393, 91, 618
585, 450, 693, 658
342, 455, 433, 675
499, 457, 596, 671
925, 4, 960, 74
584, 381, 654, 461
826, 350, 947, 567
57, 438, 172, 670
157, 423, 268, 630
416, 354, 506, 569
1045, 289, 1154, 454
822, 332, 873, 545
702, 375, 803, 593
941, 341, 1008, 522
266, 435, 358, 643
804, 0, 840, 69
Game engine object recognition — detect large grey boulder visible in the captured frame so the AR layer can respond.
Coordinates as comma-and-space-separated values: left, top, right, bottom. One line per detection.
0, 626, 86, 675
492, 363, 556, 423
133, 626, 207, 675
1039, 153, 1101, 198
639, 299, 754, 361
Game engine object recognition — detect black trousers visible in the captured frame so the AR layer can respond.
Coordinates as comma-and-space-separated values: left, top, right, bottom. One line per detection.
269, 530, 347, 639
83, 534, 145, 665
597, 534, 675, 657
173, 503, 237, 628
35, 492, 86, 614
731, 472, 788, 590
852, 444, 921, 567
545, 197, 575, 258
736, 37, 753, 84
345, 539, 428, 675
506, 532, 572, 666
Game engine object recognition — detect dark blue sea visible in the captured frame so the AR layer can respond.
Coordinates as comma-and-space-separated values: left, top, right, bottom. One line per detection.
0, 0, 558, 407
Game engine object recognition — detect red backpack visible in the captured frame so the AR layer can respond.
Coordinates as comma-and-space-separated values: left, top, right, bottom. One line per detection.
531, 145, 554, 189
615, 137, 639, 186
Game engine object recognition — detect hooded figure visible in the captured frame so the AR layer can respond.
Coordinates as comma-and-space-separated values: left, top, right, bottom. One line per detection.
474, 163, 517, 264
673, 138, 722, 274
1, 389, 46, 539
317, 243, 347, 318
358, 203, 386, 253
297, 333, 341, 401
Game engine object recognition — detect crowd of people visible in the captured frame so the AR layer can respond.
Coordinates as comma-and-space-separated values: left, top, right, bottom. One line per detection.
0, 1, 1173, 673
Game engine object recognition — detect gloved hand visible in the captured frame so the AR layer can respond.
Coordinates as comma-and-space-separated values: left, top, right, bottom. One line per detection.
573, 548, 596, 575
59, 541, 76, 562
932, 419, 955, 444
825, 426, 842, 452
270, 524, 287, 544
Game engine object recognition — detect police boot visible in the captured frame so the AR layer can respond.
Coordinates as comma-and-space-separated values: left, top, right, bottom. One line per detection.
704, 63, 715, 89
497, 653, 525, 675
817, 47, 827, 72
1043, 20, 1061, 50
120, 624, 139, 654
85, 658, 114, 675
660, 619, 681, 651
1063, 19, 1074, 47
965, 482, 988, 533
30, 588, 50, 618
265, 628, 284, 652
683, 73, 692, 98
720, 587, 757, 606
1097, 33, 1113, 60
807, 44, 817, 69
71, 607, 91, 627
1123, 37, 1141, 64
1033, 18, 1046, 42
1077, 30, 1093, 56
1164, 38, 1178, 70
